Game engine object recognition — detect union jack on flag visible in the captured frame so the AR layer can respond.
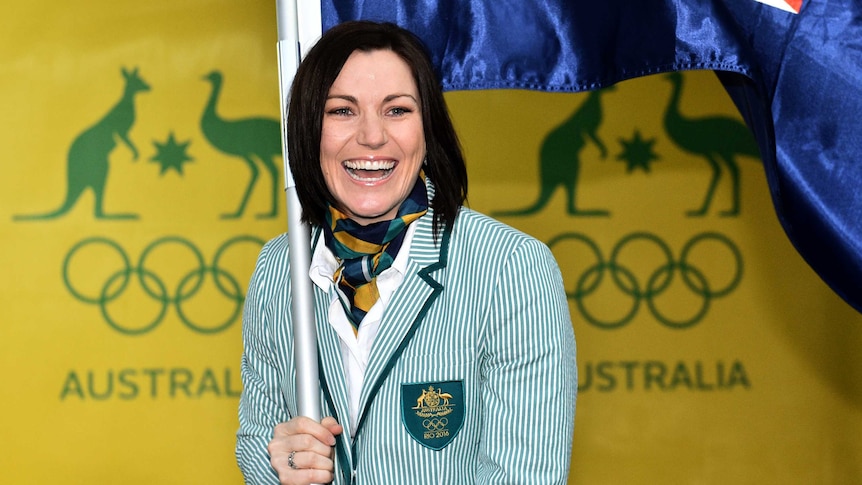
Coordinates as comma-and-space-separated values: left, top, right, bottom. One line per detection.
753, 0, 803, 14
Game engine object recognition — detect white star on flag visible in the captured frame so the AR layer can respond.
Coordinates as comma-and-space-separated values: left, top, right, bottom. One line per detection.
752, 0, 802, 13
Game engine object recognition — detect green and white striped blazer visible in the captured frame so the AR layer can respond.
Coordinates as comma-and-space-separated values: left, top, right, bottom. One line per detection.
237, 205, 577, 484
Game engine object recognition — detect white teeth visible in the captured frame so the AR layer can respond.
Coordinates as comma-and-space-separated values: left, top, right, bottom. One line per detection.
344, 160, 395, 171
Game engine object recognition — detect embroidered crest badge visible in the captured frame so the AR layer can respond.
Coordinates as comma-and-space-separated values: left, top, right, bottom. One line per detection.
400, 380, 464, 450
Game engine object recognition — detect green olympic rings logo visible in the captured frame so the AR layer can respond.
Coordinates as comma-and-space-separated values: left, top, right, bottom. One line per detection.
63, 235, 264, 335
547, 231, 743, 329
423, 418, 449, 431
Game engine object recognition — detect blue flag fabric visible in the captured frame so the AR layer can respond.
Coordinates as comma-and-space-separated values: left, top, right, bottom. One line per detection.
322, 0, 862, 312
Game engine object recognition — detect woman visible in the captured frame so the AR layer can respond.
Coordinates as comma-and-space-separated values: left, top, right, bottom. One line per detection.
237, 20, 577, 485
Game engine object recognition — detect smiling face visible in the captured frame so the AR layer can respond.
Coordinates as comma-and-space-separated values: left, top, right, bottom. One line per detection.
320, 49, 426, 225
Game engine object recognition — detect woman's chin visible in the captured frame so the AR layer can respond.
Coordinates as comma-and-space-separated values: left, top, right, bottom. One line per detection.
344, 206, 398, 225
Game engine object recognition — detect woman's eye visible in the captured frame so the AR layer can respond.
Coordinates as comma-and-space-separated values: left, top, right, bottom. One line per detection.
327, 107, 352, 116
388, 107, 412, 116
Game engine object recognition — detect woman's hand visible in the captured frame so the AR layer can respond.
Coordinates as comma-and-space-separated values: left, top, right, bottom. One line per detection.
268, 416, 344, 485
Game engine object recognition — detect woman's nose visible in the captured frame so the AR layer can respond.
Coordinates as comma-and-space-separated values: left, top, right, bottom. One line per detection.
357, 114, 387, 148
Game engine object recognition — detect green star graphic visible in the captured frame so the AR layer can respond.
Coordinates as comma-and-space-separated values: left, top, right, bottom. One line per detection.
150, 132, 193, 175
617, 130, 660, 173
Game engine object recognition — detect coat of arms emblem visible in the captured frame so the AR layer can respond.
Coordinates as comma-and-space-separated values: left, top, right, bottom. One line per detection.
401, 380, 464, 450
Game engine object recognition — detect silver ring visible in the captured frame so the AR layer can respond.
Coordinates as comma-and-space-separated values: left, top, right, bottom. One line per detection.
288, 450, 298, 470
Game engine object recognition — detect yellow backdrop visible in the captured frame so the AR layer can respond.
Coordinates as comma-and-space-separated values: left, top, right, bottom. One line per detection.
2, 1, 860, 484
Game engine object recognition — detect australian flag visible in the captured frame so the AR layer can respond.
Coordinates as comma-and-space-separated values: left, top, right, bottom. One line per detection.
323, 0, 862, 313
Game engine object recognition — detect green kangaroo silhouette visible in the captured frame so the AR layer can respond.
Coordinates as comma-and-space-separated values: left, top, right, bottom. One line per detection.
663, 71, 760, 217
493, 86, 615, 218
14, 67, 149, 221
201, 71, 281, 219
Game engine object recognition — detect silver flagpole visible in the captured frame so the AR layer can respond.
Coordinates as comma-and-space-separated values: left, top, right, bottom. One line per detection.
276, 0, 321, 428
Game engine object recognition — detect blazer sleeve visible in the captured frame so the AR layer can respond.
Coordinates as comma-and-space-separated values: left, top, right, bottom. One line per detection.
476, 237, 577, 484
236, 239, 291, 485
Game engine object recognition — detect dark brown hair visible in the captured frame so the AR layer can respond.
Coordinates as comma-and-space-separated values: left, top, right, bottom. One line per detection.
287, 20, 467, 234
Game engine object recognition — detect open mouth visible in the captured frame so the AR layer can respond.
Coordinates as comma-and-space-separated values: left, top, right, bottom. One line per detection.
343, 159, 396, 182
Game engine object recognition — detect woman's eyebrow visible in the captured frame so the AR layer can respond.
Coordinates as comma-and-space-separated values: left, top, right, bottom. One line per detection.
325, 94, 357, 103
383, 93, 418, 103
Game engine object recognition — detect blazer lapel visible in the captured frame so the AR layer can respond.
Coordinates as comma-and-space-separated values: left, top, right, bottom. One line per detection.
305, 232, 354, 444
307, 237, 357, 480
356, 208, 450, 429
313, 289, 352, 427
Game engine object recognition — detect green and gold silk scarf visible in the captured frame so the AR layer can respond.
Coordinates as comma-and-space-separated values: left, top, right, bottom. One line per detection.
322, 175, 428, 332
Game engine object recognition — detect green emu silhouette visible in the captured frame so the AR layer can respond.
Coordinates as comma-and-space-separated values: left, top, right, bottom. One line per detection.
663, 71, 760, 217
493, 86, 615, 218
15, 67, 149, 221
201, 70, 281, 219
